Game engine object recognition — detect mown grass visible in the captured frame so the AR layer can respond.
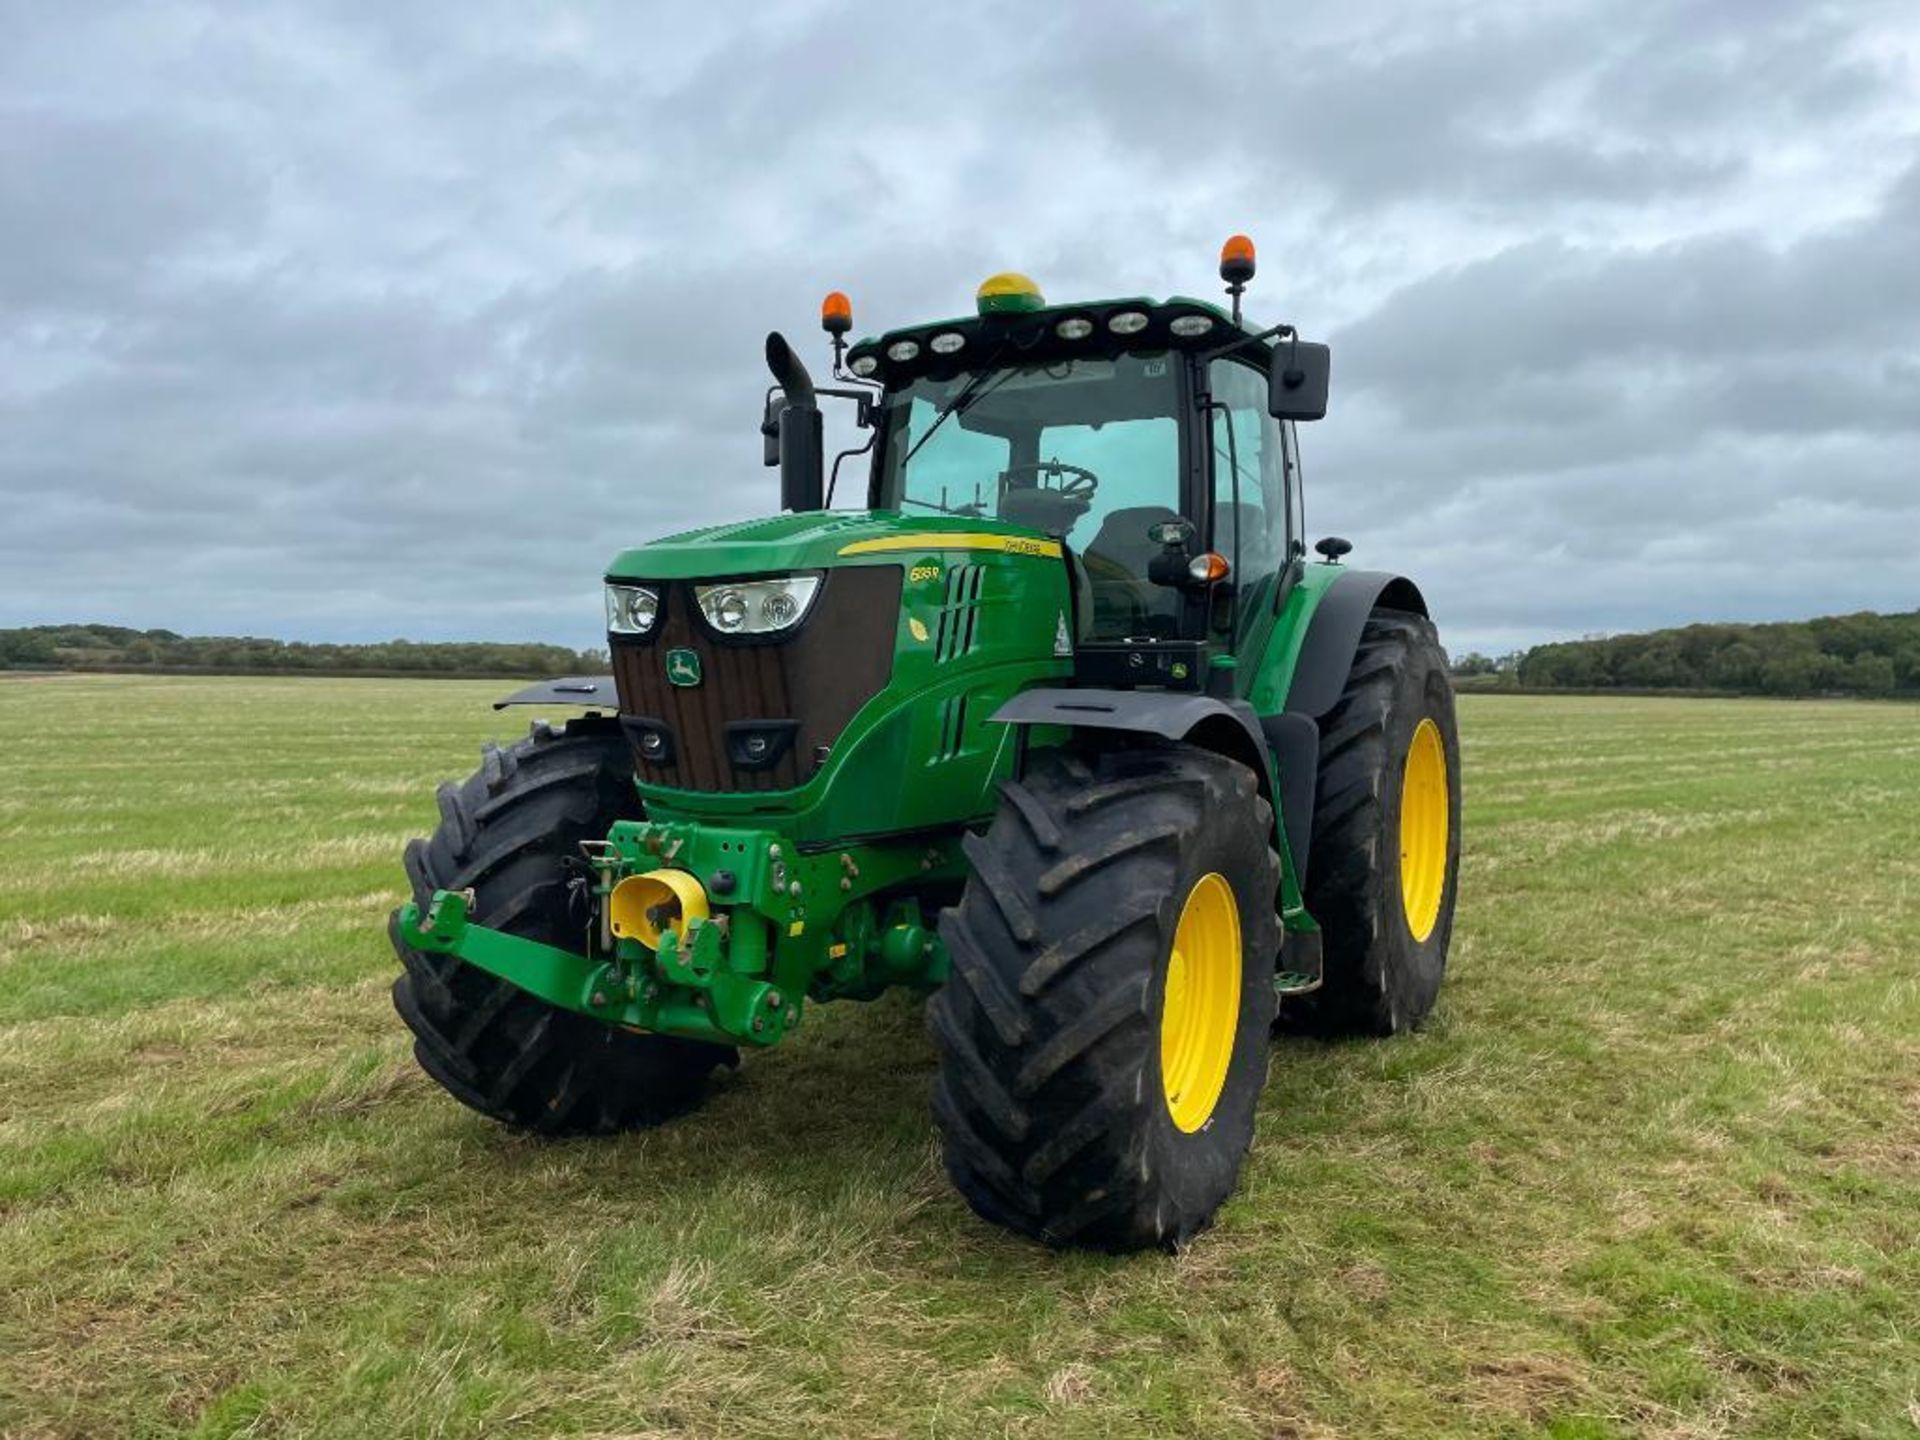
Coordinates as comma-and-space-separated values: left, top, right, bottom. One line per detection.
2, 676, 1916, 1439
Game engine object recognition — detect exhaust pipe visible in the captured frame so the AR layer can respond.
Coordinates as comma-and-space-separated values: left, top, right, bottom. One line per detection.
765, 332, 824, 512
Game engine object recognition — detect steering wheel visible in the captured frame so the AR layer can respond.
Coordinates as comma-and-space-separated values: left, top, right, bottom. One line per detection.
999, 459, 1099, 502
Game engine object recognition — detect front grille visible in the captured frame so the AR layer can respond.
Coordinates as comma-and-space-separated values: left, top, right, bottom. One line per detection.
611, 568, 901, 793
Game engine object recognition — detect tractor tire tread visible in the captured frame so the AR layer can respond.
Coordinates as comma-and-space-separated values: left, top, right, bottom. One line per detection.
390, 716, 733, 1135
930, 745, 1280, 1250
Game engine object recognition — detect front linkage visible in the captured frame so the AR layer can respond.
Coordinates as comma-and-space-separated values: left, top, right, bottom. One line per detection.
397, 818, 965, 1049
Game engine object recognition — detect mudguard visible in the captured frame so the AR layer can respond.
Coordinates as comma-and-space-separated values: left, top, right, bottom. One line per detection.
1269, 567, 1428, 888
1282, 569, 1427, 719
988, 687, 1275, 810
491, 676, 619, 711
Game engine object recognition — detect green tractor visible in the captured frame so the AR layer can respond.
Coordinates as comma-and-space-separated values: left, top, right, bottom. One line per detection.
393, 238, 1460, 1250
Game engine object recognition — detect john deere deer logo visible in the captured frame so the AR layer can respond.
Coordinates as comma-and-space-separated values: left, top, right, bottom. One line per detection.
665, 648, 702, 687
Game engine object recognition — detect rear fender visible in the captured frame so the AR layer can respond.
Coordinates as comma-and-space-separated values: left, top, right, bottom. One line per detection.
1269, 567, 1428, 889
1282, 570, 1427, 719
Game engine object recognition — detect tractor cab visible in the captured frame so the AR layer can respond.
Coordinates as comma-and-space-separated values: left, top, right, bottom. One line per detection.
819, 259, 1330, 695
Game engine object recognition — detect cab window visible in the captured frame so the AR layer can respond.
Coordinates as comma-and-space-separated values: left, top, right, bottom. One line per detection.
877, 353, 1186, 639
1207, 358, 1289, 637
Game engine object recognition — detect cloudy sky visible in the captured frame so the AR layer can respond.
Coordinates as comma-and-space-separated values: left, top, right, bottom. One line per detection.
4, 1, 1917, 656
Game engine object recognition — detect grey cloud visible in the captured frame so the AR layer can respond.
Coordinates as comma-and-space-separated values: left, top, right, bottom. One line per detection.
0, 108, 264, 310
1, 0, 1917, 656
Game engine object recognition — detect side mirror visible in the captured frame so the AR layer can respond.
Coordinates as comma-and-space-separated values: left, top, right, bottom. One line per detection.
1269, 340, 1330, 422
761, 392, 781, 468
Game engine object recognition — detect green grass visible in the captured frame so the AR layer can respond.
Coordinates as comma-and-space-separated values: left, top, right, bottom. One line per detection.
2, 677, 1917, 1439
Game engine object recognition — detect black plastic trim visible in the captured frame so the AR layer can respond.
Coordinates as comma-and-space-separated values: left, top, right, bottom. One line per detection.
492, 675, 618, 711
619, 715, 676, 765
989, 687, 1274, 809
1259, 710, 1319, 888
723, 720, 799, 772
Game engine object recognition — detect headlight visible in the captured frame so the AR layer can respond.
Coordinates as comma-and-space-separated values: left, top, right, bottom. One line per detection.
605, 583, 659, 635
694, 575, 821, 635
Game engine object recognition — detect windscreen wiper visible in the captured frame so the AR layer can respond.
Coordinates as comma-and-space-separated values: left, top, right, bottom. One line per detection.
900, 351, 1016, 467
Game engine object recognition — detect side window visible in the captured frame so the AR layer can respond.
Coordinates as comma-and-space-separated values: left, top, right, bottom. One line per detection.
1207, 359, 1288, 628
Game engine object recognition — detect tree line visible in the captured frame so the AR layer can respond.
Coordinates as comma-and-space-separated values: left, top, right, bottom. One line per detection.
0, 624, 606, 678
1451, 609, 1920, 697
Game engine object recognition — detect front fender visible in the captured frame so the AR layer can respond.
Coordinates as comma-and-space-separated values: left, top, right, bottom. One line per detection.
491, 676, 618, 711
987, 687, 1274, 811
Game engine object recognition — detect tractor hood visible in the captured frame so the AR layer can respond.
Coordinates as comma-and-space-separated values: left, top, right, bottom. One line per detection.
605, 511, 1060, 581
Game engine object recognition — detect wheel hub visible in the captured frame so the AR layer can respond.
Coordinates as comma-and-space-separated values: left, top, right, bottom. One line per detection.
1160, 872, 1241, 1132
1399, 717, 1449, 942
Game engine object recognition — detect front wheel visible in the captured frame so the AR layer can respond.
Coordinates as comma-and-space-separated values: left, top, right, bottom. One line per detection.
389, 717, 734, 1134
929, 746, 1280, 1251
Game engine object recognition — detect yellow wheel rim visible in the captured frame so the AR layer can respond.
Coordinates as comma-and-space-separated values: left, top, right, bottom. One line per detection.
1399, 717, 1449, 942
1160, 872, 1241, 1133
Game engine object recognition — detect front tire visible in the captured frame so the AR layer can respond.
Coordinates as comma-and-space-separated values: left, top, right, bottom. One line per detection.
389, 717, 734, 1134
1296, 608, 1461, 1036
929, 746, 1280, 1250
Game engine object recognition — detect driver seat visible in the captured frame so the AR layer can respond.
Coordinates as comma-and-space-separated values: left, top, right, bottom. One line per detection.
1082, 505, 1181, 639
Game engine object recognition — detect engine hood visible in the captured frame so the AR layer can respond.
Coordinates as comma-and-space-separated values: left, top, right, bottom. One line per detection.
605, 511, 1061, 581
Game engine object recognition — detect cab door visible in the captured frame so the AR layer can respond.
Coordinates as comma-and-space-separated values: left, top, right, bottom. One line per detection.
1205, 355, 1292, 682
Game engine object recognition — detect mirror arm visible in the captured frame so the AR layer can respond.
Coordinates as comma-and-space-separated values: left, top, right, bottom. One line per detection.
816, 383, 882, 429
1196, 320, 1295, 365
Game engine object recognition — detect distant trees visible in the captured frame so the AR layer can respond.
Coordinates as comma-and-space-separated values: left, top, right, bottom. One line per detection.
1516, 611, 1920, 697
1447, 650, 1526, 687
0, 624, 605, 678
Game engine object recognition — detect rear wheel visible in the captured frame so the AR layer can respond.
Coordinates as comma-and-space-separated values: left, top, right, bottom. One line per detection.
929, 746, 1280, 1250
1295, 609, 1461, 1036
389, 717, 734, 1134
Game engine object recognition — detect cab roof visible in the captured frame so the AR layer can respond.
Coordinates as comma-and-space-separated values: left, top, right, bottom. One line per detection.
845, 296, 1270, 389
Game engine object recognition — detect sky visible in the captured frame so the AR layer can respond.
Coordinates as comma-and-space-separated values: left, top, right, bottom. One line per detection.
3, 1, 1917, 657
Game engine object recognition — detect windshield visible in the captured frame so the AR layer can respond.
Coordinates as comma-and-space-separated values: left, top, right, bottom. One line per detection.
874, 353, 1186, 638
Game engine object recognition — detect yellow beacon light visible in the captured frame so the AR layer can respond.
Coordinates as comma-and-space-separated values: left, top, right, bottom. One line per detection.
976, 272, 1046, 316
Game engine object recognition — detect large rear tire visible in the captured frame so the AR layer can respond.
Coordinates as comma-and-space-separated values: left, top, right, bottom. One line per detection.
1295, 609, 1461, 1036
389, 717, 734, 1134
929, 745, 1280, 1251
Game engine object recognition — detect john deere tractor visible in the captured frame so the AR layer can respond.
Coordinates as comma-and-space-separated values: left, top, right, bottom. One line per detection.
392, 238, 1460, 1250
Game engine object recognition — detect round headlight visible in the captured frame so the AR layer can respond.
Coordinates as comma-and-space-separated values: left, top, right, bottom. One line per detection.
1055, 317, 1094, 340
886, 339, 921, 362
626, 589, 657, 630
1170, 314, 1215, 337
929, 331, 965, 355
850, 354, 879, 377
711, 589, 748, 631
1107, 311, 1150, 335
760, 591, 800, 628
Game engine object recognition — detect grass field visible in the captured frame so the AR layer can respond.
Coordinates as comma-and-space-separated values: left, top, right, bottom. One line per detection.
2, 677, 1917, 1439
